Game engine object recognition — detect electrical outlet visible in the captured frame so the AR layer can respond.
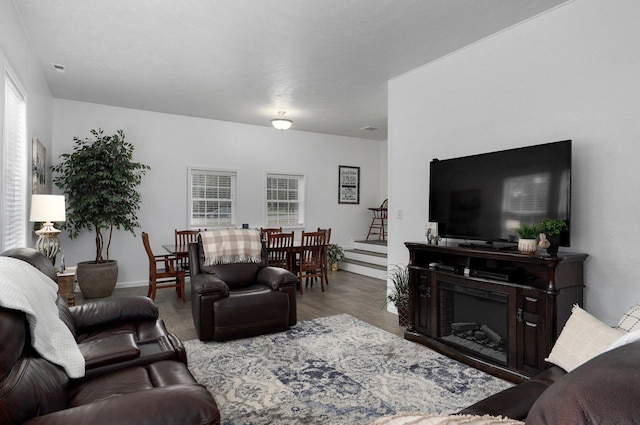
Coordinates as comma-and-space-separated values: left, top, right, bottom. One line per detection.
397, 209, 403, 219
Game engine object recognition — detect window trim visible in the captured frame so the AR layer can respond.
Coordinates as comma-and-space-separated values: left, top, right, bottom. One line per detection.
187, 166, 238, 229
264, 172, 306, 229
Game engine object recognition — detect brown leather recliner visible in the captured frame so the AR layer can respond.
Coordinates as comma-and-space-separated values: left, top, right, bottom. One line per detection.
3, 248, 186, 379
189, 240, 298, 341
0, 248, 220, 425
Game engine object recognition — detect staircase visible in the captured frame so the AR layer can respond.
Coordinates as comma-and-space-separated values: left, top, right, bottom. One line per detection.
340, 240, 387, 280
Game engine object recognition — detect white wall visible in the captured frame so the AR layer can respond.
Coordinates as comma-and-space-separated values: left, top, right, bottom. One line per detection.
52, 99, 387, 286
0, 0, 53, 245
388, 0, 640, 325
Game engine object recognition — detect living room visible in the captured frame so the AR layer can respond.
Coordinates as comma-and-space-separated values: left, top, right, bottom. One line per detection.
2, 0, 640, 423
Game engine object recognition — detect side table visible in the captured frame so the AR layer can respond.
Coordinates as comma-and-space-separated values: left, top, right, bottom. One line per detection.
56, 266, 77, 306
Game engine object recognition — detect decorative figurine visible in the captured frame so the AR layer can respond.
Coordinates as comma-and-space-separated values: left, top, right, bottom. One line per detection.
538, 233, 551, 250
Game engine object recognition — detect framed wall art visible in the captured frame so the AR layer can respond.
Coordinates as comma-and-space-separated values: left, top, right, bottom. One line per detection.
338, 165, 360, 204
32, 137, 46, 194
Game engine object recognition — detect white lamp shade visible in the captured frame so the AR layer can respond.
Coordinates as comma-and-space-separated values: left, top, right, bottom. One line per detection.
30, 194, 66, 222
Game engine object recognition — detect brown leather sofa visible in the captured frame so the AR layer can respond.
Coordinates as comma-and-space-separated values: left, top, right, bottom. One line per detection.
459, 340, 640, 423
189, 241, 298, 341
3, 248, 186, 379
0, 248, 220, 425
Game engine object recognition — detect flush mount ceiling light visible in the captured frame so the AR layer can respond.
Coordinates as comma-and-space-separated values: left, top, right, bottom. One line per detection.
271, 111, 293, 131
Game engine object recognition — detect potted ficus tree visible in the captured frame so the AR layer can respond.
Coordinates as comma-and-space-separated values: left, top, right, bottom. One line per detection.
384, 264, 410, 326
51, 128, 150, 298
513, 223, 540, 254
538, 218, 568, 256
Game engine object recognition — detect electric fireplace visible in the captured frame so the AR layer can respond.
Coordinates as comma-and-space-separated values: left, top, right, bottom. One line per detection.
438, 280, 509, 365
405, 242, 588, 382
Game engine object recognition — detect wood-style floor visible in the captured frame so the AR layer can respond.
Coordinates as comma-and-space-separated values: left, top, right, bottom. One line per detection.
76, 270, 404, 341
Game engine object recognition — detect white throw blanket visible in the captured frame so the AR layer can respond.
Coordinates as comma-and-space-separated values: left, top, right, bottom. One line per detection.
0, 257, 85, 378
200, 229, 262, 265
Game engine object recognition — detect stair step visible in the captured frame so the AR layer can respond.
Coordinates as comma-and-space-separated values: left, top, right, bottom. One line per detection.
344, 249, 386, 267
353, 240, 387, 255
340, 259, 388, 280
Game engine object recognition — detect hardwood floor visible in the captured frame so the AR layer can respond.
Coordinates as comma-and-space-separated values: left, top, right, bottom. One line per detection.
76, 270, 405, 341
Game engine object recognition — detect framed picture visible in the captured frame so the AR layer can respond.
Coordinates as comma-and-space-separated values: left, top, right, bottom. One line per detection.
32, 137, 46, 194
338, 165, 360, 204
425, 222, 439, 242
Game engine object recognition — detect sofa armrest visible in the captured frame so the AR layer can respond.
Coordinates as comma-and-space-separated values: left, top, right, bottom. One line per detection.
23, 384, 220, 425
458, 366, 566, 420
70, 296, 159, 332
79, 333, 140, 369
256, 266, 298, 290
190, 274, 229, 297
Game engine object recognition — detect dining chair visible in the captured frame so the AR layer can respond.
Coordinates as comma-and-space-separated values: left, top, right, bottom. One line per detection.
317, 227, 332, 287
260, 227, 283, 241
295, 230, 327, 293
175, 229, 200, 275
266, 231, 295, 271
142, 232, 186, 301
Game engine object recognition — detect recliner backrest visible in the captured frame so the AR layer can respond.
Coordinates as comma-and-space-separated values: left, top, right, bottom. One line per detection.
1, 247, 58, 283
1, 248, 79, 339
0, 307, 69, 424
197, 240, 264, 289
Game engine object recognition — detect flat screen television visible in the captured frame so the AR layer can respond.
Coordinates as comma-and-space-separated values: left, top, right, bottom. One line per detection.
429, 140, 571, 247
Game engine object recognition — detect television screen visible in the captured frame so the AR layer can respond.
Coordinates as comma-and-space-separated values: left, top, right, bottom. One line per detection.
429, 140, 571, 246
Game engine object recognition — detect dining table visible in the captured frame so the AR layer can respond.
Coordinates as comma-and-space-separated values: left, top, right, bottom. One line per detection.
162, 244, 189, 257
164, 241, 328, 283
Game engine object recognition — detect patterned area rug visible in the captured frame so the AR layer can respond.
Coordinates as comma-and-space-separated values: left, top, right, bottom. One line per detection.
185, 314, 512, 425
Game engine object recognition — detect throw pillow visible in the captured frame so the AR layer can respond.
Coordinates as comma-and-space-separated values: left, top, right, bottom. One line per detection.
607, 328, 640, 352
545, 304, 624, 372
615, 303, 640, 332
371, 413, 523, 425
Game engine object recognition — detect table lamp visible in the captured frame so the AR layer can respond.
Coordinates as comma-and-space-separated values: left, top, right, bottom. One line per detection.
30, 194, 66, 264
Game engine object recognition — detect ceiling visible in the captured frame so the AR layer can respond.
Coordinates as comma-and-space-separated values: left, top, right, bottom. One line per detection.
15, 0, 569, 141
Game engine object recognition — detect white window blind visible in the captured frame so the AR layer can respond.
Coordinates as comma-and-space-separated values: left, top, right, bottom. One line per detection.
188, 168, 237, 228
266, 173, 305, 227
2, 70, 27, 251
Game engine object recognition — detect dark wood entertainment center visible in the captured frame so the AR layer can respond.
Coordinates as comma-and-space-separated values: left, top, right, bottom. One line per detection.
404, 242, 588, 383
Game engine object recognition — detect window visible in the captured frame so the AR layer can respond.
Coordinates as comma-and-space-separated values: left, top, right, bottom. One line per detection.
188, 167, 237, 228
266, 173, 305, 227
1, 67, 27, 251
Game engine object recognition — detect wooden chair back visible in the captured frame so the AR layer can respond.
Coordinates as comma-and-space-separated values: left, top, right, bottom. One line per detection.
142, 232, 186, 302
317, 227, 332, 286
298, 230, 327, 293
174, 229, 200, 274
260, 227, 283, 240
175, 229, 200, 250
317, 227, 331, 244
266, 231, 294, 270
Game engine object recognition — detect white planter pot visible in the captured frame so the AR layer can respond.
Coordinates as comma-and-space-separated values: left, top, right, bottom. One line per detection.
518, 239, 538, 254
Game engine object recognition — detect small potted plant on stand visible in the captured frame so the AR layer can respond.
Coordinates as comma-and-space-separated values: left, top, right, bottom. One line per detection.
384, 264, 410, 326
52, 129, 150, 298
538, 218, 568, 256
513, 223, 540, 254
326, 243, 345, 271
